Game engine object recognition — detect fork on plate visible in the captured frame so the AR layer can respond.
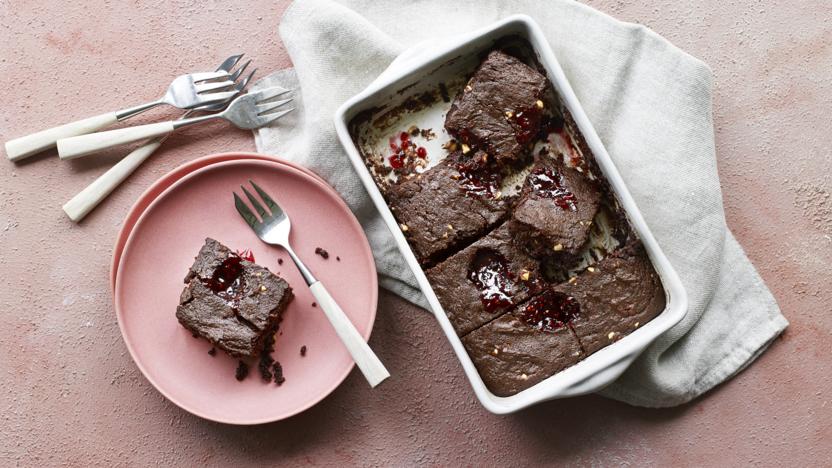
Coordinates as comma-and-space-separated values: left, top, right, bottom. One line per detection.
5, 55, 244, 162
57, 87, 293, 160
234, 181, 390, 388
61, 55, 258, 222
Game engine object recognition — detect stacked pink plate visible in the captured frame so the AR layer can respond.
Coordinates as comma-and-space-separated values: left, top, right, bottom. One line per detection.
112, 152, 378, 424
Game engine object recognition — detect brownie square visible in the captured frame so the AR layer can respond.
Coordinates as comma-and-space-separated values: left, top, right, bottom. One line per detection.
554, 241, 665, 355
510, 154, 602, 261
176, 238, 293, 358
445, 50, 548, 165
426, 223, 545, 336
462, 290, 585, 397
387, 152, 509, 265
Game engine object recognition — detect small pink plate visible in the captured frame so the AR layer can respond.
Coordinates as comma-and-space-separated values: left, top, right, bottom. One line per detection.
110, 152, 327, 292
115, 159, 378, 424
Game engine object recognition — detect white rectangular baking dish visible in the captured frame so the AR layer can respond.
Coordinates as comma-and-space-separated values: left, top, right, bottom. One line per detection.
334, 15, 688, 414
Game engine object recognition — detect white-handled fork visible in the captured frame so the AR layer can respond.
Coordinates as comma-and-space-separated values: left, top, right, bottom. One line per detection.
57, 87, 293, 160
4, 55, 243, 162
61, 57, 258, 223
234, 181, 390, 388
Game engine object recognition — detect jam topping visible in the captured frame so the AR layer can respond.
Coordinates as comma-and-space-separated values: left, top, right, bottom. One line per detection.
387, 130, 427, 175
455, 152, 502, 199
236, 249, 255, 262
522, 290, 579, 332
457, 165, 502, 198
468, 249, 515, 312
202, 255, 246, 305
527, 166, 576, 211
512, 111, 538, 144
504, 105, 543, 145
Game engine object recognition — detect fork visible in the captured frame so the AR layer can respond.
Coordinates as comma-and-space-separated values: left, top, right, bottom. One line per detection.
5, 56, 242, 162
61, 58, 257, 223
234, 181, 390, 388
57, 87, 293, 160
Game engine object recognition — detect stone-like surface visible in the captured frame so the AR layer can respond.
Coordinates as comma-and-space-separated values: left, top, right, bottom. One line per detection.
0, 0, 830, 466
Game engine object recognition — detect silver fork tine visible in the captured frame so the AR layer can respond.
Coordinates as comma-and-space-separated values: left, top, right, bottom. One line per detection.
240, 185, 269, 218
238, 69, 256, 89
259, 108, 295, 126
194, 80, 236, 93
249, 180, 282, 215
190, 70, 231, 82
254, 87, 292, 102
256, 98, 293, 115
217, 54, 244, 73
194, 90, 237, 105
230, 59, 252, 81
233, 193, 260, 228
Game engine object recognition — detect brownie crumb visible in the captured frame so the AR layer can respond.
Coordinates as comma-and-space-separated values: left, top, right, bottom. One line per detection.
278, 258, 283, 265
300, 345, 307, 356
315, 247, 329, 259
273, 362, 285, 385
312, 302, 317, 308
258, 333, 277, 382
336, 256, 341, 262
208, 347, 216, 356
235, 361, 249, 381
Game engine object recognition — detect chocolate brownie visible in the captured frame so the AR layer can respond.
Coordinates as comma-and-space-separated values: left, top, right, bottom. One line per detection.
387, 152, 509, 265
176, 238, 293, 358
554, 241, 665, 355
510, 154, 601, 261
462, 290, 584, 396
445, 50, 547, 165
427, 223, 545, 336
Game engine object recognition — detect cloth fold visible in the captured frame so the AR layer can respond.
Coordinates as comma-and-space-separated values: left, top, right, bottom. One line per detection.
253, 0, 787, 407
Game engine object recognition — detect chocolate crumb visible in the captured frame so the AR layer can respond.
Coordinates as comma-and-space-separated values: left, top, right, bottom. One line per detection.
336, 256, 341, 262
235, 361, 249, 381
208, 347, 216, 356
273, 361, 285, 385
420, 128, 436, 140
258, 332, 277, 382
277, 258, 283, 265
315, 247, 329, 259
312, 302, 317, 308
300, 345, 307, 356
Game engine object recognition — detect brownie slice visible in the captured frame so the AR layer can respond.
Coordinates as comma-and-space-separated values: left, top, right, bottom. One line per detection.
445, 50, 547, 165
554, 241, 665, 355
462, 290, 584, 397
510, 154, 601, 261
387, 152, 509, 265
176, 238, 293, 358
426, 223, 545, 336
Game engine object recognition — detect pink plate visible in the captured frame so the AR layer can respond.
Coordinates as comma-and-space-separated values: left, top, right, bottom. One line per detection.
110, 152, 327, 292
115, 159, 378, 424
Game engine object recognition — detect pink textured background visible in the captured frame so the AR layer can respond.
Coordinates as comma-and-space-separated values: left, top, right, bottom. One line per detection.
1, 1, 830, 466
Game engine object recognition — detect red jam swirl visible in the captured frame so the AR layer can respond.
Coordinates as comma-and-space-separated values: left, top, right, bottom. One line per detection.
468, 249, 515, 312
521, 290, 579, 332
527, 166, 576, 211
202, 255, 246, 305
